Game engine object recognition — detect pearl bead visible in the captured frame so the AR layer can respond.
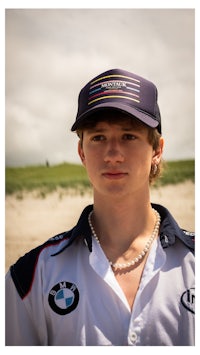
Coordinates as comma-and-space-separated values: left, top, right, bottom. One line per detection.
88, 209, 161, 271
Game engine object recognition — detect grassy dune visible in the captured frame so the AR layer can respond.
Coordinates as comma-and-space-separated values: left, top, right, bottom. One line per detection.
6, 159, 194, 195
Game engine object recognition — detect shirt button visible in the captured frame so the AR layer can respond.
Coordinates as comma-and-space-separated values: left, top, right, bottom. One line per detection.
130, 332, 137, 344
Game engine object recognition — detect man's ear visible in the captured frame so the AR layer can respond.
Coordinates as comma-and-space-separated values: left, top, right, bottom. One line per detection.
152, 137, 164, 165
78, 140, 86, 166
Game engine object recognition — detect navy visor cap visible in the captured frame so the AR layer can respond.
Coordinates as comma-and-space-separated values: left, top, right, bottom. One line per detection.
71, 68, 162, 134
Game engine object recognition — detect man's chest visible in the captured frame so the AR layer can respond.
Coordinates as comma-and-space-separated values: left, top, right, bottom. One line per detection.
114, 259, 147, 309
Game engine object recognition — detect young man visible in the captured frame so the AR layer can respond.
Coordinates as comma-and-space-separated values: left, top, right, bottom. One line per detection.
6, 69, 195, 345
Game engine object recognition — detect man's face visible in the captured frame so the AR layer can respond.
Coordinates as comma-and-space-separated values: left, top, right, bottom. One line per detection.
78, 117, 160, 199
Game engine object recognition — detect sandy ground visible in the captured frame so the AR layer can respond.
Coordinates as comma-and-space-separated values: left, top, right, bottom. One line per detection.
5, 181, 195, 272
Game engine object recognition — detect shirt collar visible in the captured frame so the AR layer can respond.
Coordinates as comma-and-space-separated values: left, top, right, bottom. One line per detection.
152, 203, 194, 251
52, 204, 194, 256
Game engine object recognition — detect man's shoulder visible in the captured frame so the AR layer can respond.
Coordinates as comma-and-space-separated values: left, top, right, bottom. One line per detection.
9, 205, 94, 299
180, 229, 195, 251
153, 203, 195, 252
10, 229, 74, 299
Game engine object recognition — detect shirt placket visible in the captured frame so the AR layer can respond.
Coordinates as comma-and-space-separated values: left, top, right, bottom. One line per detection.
127, 239, 166, 345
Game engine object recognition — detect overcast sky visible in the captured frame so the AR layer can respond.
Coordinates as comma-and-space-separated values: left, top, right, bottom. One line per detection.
5, 8, 195, 167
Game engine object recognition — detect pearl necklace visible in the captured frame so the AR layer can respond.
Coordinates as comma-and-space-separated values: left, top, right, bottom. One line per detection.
88, 209, 161, 270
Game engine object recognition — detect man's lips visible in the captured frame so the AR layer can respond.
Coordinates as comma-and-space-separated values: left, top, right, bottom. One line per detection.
102, 172, 128, 180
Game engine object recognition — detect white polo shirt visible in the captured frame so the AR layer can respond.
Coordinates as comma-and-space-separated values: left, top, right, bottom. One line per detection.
5, 204, 195, 346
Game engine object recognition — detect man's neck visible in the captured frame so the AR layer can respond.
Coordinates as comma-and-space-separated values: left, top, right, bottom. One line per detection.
92, 189, 155, 250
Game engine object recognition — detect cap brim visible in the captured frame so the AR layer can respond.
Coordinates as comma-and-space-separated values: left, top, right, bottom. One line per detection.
71, 102, 159, 131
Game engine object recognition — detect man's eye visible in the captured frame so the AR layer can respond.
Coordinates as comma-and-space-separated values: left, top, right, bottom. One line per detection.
91, 135, 105, 141
123, 134, 136, 140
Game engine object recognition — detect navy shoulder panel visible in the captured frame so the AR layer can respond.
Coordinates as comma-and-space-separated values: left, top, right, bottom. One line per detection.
180, 229, 195, 252
10, 230, 72, 299
152, 203, 195, 252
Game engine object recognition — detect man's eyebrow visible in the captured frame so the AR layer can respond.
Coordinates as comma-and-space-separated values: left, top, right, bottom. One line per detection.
122, 127, 135, 131
121, 126, 142, 132
85, 124, 143, 133
86, 127, 107, 133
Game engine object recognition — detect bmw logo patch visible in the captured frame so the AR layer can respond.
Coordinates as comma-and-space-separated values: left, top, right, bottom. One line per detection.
48, 281, 79, 315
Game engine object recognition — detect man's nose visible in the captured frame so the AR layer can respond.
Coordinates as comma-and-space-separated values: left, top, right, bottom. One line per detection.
104, 139, 124, 164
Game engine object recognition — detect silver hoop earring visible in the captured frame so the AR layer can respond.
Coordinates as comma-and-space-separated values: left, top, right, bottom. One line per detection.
153, 164, 157, 175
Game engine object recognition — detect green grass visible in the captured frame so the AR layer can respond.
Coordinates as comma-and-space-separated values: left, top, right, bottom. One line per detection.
5, 159, 194, 195
154, 159, 195, 187
6, 163, 90, 195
